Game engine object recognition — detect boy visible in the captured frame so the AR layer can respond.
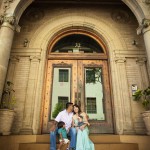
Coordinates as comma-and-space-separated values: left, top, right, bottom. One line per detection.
57, 121, 70, 150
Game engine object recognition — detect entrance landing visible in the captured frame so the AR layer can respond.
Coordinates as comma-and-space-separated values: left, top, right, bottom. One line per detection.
0, 134, 150, 150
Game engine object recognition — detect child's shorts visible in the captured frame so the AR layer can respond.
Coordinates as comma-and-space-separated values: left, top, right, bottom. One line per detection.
59, 138, 70, 144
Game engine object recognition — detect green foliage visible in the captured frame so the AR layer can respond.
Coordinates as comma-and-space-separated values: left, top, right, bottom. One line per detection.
86, 68, 101, 84
133, 87, 150, 110
0, 81, 16, 110
52, 103, 63, 118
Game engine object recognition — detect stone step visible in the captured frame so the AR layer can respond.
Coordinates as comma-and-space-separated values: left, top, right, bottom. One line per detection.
36, 134, 121, 143
19, 143, 139, 150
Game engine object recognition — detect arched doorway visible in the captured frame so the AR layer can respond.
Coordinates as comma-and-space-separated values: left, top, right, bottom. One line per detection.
42, 29, 114, 134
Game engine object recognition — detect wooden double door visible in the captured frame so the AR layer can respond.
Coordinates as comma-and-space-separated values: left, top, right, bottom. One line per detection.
42, 59, 114, 133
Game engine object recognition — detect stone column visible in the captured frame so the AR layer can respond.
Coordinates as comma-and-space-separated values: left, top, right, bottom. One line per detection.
0, 15, 18, 100
137, 19, 150, 68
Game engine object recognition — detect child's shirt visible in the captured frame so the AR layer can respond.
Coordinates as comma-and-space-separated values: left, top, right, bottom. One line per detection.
78, 121, 85, 127
58, 128, 68, 139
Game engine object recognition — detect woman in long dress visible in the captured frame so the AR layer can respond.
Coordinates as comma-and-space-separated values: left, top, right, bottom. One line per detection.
72, 104, 95, 150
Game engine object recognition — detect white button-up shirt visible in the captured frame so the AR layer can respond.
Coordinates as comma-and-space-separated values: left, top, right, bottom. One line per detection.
55, 109, 73, 130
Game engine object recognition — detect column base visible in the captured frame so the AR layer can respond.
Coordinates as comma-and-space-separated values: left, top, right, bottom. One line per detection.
19, 128, 33, 135
123, 129, 136, 135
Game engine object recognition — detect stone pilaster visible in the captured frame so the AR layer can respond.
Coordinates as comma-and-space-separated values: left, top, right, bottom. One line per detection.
114, 57, 135, 134
136, 57, 149, 88
132, 57, 148, 135
6, 56, 20, 81
19, 56, 40, 135
0, 14, 19, 100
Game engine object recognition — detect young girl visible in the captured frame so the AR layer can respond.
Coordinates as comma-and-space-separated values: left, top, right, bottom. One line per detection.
57, 121, 70, 150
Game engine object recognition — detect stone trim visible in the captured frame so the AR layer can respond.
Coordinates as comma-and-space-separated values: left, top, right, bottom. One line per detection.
113, 50, 146, 58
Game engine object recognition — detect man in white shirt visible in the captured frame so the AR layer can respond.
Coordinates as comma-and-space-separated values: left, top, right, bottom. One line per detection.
50, 102, 76, 150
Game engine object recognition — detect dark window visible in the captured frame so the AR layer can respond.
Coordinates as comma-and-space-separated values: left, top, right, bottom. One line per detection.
86, 70, 95, 83
59, 69, 69, 82
87, 97, 97, 114
58, 96, 69, 109
52, 34, 104, 53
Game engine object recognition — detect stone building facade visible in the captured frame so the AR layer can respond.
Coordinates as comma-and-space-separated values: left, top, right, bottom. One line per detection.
0, 0, 150, 136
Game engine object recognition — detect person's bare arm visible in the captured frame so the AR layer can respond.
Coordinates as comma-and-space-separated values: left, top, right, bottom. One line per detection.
59, 133, 63, 140
50, 120, 58, 132
72, 116, 75, 127
85, 114, 90, 126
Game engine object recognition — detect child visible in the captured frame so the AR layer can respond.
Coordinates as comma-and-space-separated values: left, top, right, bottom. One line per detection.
77, 115, 85, 127
57, 121, 70, 150
74, 115, 90, 132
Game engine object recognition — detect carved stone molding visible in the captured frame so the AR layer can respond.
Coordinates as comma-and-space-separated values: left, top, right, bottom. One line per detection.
136, 57, 147, 65
111, 10, 130, 24
0, 14, 20, 32
10, 55, 20, 62
142, 0, 150, 4
29, 56, 41, 62
0, 14, 15, 25
115, 57, 126, 63
142, 18, 150, 28
3, 0, 14, 13
24, 8, 44, 22
137, 18, 150, 35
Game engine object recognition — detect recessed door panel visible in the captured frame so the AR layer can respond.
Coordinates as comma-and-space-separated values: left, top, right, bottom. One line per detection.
42, 60, 113, 133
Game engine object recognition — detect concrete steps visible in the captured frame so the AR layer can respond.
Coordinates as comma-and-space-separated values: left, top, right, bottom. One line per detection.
19, 143, 138, 150
2, 134, 150, 150
18, 135, 139, 150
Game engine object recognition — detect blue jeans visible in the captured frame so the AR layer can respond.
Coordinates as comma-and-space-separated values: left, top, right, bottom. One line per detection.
50, 127, 77, 150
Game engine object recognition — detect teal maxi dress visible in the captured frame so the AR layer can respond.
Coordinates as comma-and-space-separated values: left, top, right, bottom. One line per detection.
74, 119, 95, 150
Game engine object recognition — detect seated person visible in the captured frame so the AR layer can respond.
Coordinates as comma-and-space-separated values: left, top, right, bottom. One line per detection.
57, 121, 70, 150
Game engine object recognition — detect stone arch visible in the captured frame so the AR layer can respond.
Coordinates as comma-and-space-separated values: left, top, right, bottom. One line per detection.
47, 28, 107, 54
4, 0, 146, 25
122, 0, 145, 23
29, 15, 127, 55
14, 0, 34, 23
27, 14, 128, 134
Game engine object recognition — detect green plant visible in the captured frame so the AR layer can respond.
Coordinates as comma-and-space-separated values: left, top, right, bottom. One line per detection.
52, 103, 63, 118
133, 87, 150, 110
0, 81, 16, 110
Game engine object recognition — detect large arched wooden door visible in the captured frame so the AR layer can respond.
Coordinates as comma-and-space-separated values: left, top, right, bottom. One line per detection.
42, 33, 114, 134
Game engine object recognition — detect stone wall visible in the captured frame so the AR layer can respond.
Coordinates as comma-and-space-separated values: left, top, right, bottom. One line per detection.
6, 3, 149, 134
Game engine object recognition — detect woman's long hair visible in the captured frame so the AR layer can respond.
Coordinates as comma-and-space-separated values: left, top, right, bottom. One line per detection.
73, 104, 82, 115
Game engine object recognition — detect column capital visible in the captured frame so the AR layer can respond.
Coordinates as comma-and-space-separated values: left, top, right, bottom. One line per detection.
115, 57, 126, 63
29, 56, 41, 62
137, 18, 150, 35
0, 14, 20, 32
136, 57, 147, 65
9, 55, 20, 62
